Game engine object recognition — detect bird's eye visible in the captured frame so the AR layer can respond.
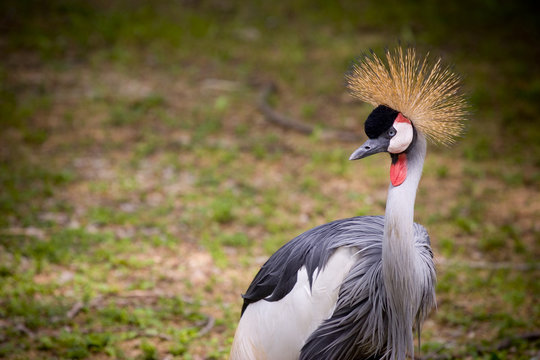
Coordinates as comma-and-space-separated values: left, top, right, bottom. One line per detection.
388, 128, 396, 137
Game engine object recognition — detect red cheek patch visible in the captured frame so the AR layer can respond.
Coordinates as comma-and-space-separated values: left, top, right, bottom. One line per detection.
395, 113, 411, 124
390, 153, 407, 186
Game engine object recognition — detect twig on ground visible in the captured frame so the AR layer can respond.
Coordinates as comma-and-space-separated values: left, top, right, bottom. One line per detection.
197, 315, 215, 337
137, 330, 173, 341
257, 82, 362, 142
15, 323, 36, 339
66, 301, 84, 319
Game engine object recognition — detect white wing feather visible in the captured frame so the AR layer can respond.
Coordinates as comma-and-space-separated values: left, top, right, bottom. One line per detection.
230, 247, 358, 360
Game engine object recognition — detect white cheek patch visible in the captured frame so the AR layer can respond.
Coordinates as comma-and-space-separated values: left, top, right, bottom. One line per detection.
388, 119, 413, 154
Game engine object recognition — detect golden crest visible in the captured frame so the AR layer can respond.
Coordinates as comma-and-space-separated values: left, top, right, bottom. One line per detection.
347, 47, 468, 145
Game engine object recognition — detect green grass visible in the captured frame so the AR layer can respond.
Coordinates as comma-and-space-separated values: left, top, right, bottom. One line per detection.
0, 0, 538, 358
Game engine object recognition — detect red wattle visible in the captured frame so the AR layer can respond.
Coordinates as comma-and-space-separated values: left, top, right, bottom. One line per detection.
390, 153, 407, 186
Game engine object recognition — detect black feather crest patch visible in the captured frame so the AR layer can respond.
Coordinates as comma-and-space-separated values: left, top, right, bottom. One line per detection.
364, 105, 398, 139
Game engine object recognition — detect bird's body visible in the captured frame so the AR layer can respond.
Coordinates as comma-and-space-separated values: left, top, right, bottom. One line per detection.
231, 218, 435, 360
231, 47, 466, 360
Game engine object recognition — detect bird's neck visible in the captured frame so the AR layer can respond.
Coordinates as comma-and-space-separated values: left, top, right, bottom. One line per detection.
382, 133, 426, 359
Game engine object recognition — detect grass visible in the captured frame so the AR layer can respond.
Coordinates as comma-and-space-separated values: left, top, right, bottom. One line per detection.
0, 0, 539, 359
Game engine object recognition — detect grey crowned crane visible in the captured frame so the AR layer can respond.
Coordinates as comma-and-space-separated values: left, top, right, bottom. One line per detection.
230, 47, 467, 360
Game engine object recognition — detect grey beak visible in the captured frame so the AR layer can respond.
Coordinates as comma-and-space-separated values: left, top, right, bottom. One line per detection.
349, 138, 388, 160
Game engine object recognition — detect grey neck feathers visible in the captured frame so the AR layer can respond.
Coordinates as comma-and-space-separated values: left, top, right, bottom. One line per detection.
382, 133, 427, 360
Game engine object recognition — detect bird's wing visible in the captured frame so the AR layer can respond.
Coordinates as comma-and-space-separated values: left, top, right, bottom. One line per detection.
240, 216, 386, 315
300, 222, 436, 360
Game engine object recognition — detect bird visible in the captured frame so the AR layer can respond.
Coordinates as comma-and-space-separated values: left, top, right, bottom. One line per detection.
230, 47, 468, 360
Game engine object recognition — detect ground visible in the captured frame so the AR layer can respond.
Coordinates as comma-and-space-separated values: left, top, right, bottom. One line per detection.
0, 1, 539, 359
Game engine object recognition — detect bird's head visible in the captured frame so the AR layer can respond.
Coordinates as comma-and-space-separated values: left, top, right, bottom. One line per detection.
345, 47, 468, 186
349, 105, 416, 187
349, 105, 415, 161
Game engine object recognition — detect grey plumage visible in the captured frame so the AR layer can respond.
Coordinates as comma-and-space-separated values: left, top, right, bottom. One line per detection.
241, 216, 436, 359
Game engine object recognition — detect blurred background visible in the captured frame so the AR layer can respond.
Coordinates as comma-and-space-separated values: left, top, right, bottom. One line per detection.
0, 0, 539, 359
